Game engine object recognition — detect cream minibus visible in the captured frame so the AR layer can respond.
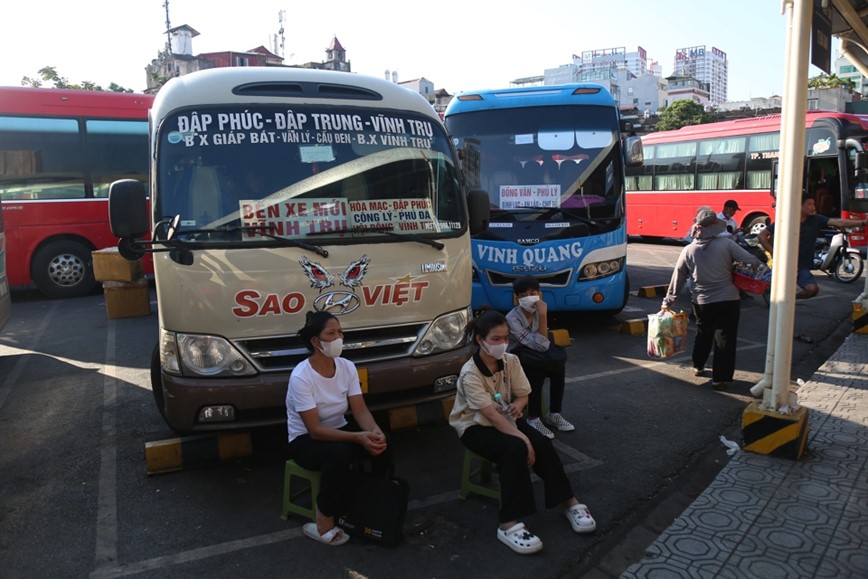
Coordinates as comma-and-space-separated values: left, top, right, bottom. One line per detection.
109, 68, 486, 432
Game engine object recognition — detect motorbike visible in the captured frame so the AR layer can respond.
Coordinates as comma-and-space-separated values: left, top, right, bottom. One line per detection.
736, 231, 772, 306
813, 227, 864, 283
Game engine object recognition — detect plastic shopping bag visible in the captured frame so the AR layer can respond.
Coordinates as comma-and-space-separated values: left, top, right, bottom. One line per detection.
647, 310, 688, 359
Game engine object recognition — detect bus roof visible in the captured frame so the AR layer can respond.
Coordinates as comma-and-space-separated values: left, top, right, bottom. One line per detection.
642, 110, 868, 143
444, 83, 617, 115
152, 68, 441, 120
0, 86, 153, 118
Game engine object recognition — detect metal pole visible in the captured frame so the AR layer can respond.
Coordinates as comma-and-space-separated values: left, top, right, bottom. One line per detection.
768, 0, 811, 408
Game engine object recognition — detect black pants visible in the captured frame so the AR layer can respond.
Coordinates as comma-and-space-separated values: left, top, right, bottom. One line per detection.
522, 362, 566, 418
287, 423, 392, 518
691, 299, 740, 382
461, 420, 574, 524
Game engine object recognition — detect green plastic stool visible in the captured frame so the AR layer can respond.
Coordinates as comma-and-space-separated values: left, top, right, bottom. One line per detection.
281, 459, 320, 522
458, 449, 501, 505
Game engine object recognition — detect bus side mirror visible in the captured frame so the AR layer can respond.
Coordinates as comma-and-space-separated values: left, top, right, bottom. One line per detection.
855, 151, 867, 178
109, 179, 149, 239
467, 189, 490, 236
624, 136, 644, 167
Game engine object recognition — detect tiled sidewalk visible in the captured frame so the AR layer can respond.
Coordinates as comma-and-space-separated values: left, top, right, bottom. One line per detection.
622, 333, 868, 578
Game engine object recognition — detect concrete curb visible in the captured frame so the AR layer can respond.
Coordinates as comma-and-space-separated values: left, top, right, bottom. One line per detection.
620, 318, 648, 335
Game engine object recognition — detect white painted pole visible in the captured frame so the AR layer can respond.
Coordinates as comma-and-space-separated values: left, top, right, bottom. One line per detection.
770, 0, 811, 408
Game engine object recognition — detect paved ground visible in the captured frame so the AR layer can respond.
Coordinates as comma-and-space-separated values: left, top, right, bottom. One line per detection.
582, 332, 867, 579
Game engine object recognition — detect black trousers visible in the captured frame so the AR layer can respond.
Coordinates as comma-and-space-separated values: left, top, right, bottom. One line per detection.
691, 299, 741, 382
287, 423, 392, 518
522, 362, 566, 418
461, 420, 574, 524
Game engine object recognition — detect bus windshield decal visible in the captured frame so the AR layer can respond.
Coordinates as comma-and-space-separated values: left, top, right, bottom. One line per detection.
170, 110, 436, 151
499, 184, 561, 209
240, 197, 439, 238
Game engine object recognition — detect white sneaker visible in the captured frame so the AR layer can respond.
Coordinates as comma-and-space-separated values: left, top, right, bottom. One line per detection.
543, 413, 575, 432
527, 418, 554, 439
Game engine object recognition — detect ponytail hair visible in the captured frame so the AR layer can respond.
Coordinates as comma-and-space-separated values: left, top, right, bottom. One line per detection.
465, 305, 507, 343
298, 310, 337, 351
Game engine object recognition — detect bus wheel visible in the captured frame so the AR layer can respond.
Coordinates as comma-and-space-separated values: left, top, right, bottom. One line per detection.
744, 215, 770, 233
31, 240, 98, 298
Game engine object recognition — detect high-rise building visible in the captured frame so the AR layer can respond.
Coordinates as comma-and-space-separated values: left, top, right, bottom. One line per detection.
836, 54, 868, 95
672, 46, 728, 105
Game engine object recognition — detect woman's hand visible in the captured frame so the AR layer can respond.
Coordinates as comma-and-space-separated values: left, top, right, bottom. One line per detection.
358, 431, 388, 456
505, 403, 523, 420
523, 437, 536, 467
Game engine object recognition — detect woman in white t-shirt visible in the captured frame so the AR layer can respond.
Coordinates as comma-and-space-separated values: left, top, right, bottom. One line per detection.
286, 311, 390, 546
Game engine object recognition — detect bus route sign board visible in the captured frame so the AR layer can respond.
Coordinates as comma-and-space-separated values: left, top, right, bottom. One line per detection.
811, 0, 832, 74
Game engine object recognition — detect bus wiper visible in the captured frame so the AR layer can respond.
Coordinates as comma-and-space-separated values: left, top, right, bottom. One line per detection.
376, 228, 445, 250
235, 225, 329, 257
179, 224, 329, 258
305, 225, 445, 250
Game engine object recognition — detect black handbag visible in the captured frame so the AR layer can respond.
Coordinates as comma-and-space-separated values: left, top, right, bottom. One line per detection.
337, 472, 409, 547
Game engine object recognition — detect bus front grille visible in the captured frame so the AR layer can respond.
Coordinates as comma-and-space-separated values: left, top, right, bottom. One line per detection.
235, 323, 427, 371
486, 269, 573, 287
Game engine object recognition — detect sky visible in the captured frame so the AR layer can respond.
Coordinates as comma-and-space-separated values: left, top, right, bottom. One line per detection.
0, 0, 836, 101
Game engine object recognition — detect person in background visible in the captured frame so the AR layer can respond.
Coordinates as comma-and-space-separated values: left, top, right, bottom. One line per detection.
662, 209, 763, 390
286, 311, 390, 546
449, 308, 596, 555
717, 200, 741, 239
506, 276, 572, 439
758, 194, 867, 300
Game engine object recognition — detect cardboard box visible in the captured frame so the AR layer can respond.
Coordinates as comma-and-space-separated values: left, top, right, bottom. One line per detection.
92, 247, 144, 282
103, 279, 151, 319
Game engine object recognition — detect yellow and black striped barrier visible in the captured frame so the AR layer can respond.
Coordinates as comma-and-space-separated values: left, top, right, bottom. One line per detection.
383, 398, 455, 431
741, 401, 809, 460
620, 318, 647, 335
637, 285, 668, 298
854, 302, 868, 334
145, 431, 253, 475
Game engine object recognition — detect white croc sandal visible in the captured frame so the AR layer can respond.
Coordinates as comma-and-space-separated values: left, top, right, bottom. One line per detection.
303, 522, 350, 546
497, 522, 543, 554
565, 504, 596, 533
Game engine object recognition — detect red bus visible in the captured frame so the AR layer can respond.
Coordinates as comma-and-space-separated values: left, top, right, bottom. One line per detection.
0, 87, 153, 297
626, 111, 868, 250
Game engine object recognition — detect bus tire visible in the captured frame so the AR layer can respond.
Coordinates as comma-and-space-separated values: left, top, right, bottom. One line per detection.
31, 240, 98, 298
744, 214, 770, 233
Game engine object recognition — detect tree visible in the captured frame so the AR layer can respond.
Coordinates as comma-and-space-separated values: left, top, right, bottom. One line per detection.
807, 73, 855, 91
20, 66, 134, 93
654, 100, 717, 131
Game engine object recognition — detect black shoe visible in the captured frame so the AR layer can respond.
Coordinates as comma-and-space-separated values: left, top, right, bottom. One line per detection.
712, 381, 728, 391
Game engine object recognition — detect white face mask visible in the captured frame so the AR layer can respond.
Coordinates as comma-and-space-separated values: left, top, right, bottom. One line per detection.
317, 337, 344, 358
518, 295, 540, 312
481, 339, 508, 360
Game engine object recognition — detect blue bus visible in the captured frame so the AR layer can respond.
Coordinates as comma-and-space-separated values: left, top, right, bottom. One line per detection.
444, 84, 643, 313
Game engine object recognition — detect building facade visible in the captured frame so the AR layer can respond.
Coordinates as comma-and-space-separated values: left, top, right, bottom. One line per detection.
672, 45, 728, 105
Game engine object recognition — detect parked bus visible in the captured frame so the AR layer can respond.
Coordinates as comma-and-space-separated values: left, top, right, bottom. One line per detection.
626, 111, 868, 250
0, 87, 152, 298
444, 84, 643, 313
0, 197, 9, 331
109, 68, 483, 433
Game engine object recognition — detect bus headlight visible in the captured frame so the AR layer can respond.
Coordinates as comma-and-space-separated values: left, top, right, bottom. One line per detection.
413, 306, 471, 356
579, 257, 623, 281
160, 329, 256, 377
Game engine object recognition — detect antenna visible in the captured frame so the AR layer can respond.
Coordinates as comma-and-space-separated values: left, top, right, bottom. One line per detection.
163, 0, 172, 54
277, 10, 286, 58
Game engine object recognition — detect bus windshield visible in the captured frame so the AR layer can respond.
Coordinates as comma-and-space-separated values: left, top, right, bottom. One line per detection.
156, 105, 464, 244
448, 105, 623, 233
